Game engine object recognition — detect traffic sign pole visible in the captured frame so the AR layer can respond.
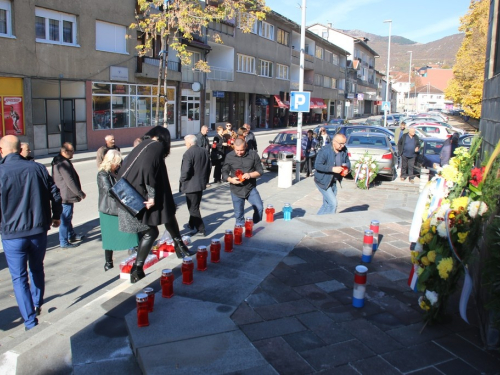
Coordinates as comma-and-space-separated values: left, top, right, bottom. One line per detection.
295, 0, 307, 183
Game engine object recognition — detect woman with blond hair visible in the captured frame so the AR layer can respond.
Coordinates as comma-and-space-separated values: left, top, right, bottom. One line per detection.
97, 150, 138, 271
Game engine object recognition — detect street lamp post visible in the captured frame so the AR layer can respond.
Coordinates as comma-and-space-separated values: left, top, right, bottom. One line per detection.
407, 50, 412, 112
383, 20, 392, 127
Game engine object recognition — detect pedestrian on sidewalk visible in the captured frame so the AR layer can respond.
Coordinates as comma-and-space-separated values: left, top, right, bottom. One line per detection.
20, 142, 34, 161
51, 142, 86, 249
440, 132, 460, 167
195, 125, 210, 151
317, 127, 331, 148
180, 135, 211, 237
117, 126, 195, 283
394, 122, 408, 169
398, 127, 420, 183
211, 126, 225, 184
302, 130, 318, 178
244, 123, 258, 152
0, 135, 62, 330
97, 150, 139, 271
314, 134, 351, 215
96, 134, 120, 168
222, 138, 264, 226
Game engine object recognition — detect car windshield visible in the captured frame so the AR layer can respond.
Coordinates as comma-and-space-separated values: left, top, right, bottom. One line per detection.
274, 133, 298, 145
345, 127, 369, 136
424, 141, 444, 155
347, 135, 388, 147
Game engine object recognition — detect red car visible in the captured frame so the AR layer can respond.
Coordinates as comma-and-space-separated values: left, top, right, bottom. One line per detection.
261, 130, 307, 170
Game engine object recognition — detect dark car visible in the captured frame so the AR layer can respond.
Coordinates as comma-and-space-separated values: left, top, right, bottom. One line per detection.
313, 124, 343, 138
329, 118, 344, 125
414, 137, 445, 177
458, 134, 474, 149
261, 130, 307, 170
336, 125, 396, 146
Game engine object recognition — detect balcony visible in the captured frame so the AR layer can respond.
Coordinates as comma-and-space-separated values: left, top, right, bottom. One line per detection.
207, 66, 234, 81
136, 56, 182, 81
290, 79, 314, 91
182, 66, 205, 83
291, 49, 315, 63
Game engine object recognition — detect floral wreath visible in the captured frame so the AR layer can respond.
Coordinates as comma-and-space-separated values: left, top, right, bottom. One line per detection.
351, 152, 379, 189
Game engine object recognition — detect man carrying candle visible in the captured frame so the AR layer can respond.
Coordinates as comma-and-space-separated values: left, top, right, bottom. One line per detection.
180, 134, 211, 237
222, 138, 264, 226
313, 134, 351, 215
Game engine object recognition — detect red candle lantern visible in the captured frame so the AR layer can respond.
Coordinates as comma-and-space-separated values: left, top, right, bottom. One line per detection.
136, 293, 149, 327
196, 246, 208, 271
181, 257, 194, 285
161, 269, 174, 298
370, 220, 380, 252
224, 230, 233, 252
353, 265, 368, 308
245, 217, 254, 238
143, 287, 155, 312
210, 239, 221, 263
234, 225, 243, 245
265, 204, 275, 223
361, 230, 374, 263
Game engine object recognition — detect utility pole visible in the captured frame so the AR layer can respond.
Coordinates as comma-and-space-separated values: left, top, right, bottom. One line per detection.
295, 0, 306, 183
407, 51, 412, 112
383, 20, 392, 127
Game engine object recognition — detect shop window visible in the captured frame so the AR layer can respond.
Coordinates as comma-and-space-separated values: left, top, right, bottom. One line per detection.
0, 0, 12, 37
277, 28, 289, 46
35, 7, 77, 46
96, 20, 127, 54
259, 60, 273, 78
276, 64, 289, 80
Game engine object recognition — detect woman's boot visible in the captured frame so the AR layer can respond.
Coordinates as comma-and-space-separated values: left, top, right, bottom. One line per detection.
165, 220, 196, 257
104, 250, 114, 271
130, 226, 158, 283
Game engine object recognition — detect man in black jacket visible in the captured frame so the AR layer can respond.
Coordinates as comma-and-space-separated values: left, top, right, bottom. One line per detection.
222, 138, 264, 226
244, 123, 258, 152
195, 125, 210, 151
180, 134, 211, 237
0, 135, 62, 330
398, 127, 420, 183
52, 142, 86, 248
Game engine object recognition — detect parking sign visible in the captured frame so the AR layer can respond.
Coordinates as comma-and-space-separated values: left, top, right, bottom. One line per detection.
290, 91, 310, 112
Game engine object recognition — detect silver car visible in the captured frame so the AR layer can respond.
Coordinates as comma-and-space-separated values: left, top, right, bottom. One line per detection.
346, 132, 397, 179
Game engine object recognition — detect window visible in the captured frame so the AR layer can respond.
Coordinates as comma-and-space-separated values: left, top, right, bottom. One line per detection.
258, 20, 274, 40
314, 74, 323, 86
35, 7, 77, 45
315, 46, 323, 60
325, 50, 332, 64
208, 21, 234, 36
332, 78, 337, 89
332, 53, 339, 65
277, 28, 289, 46
0, 0, 12, 37
237, 54, 255, 74
259, 59, 273, 78
276, 64, 289, 80
96, 21, 127, 54
323, 76, 331, 88
238, 13, 258, 34
322, 31, 328, 38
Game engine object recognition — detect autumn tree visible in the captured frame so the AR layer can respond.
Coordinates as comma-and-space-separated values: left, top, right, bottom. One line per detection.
445, 0, 489, 119
130, 0, 269, 125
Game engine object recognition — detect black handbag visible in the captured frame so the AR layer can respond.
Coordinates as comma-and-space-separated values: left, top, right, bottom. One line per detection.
110, 142, 153, 217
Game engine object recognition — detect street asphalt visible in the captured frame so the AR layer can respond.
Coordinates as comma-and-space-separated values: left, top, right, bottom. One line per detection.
2, 117, 495, 375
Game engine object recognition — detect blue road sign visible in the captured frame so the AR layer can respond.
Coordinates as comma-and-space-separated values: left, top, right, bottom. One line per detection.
290, 91, 311, 112
382, 101, 391, 112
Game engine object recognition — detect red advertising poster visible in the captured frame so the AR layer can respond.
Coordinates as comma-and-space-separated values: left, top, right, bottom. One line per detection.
3, 96, 24, 135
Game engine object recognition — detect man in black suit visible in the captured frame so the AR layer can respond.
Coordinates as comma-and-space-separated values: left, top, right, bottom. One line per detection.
180, 134, 211, 237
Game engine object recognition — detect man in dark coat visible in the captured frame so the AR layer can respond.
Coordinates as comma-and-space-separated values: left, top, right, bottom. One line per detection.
398, 127, 420, 183
244, 123, 258, 152
52, 142, 86, 248
96, 134, 120, 168
0, 135, 62, 330
440, 132, 460, 166
180, 134, 211, 237
195, 125, 210, 151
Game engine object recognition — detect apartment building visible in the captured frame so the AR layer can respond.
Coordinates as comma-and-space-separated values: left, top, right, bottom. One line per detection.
0, 1, 349, 156
308, 24, 381, 117
407, 84, 450, 112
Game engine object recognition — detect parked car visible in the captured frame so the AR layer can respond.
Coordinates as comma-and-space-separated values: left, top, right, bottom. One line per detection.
313, 124, 343, 137
329, 118, 344, 125
416, 112, 448, 123
386, 125, 429, 139
366, 115, 398, 126
406, 120, 465, 135
414, 137, 445, 176
458, 134, 474, 149
409, 123, 454, 139
261, 130, 307, 170
336, 125, 396, 146
346, 132, 397, 178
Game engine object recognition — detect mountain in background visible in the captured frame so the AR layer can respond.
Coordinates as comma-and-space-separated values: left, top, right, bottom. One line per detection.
340, 30, 464, 74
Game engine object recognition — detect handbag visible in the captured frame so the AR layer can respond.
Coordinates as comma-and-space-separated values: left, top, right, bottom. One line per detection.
110, 142, 153, 217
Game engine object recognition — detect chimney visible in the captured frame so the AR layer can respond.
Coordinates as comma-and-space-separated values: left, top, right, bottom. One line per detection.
327, 22, 332, 28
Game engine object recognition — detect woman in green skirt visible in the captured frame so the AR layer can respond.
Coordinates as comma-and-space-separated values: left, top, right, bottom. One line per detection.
97, 150, 138, 271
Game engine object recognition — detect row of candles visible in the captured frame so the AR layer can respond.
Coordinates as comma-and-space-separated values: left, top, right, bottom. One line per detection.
135, 203, 294, 327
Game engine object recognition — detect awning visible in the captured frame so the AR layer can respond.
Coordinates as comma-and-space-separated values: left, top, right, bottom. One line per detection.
310, 98, 326, 109
274, 95, 290, 109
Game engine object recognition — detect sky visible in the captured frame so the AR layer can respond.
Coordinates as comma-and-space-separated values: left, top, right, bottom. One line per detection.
265, 0, 472, 44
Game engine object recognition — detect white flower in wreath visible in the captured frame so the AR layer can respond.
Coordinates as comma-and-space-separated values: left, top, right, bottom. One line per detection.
370, 163, 376, 169
414, 242, 423, 252
425, 290, 439, 306
478, 202, 488, 216
362, 164, 367, 169
446, 180, 455, 188
467, 201, 479, 218
437, 221, 448, 238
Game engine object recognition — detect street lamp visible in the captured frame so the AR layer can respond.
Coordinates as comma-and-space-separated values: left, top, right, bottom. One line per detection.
383, 20, 392, 127
407, 51, 412, 112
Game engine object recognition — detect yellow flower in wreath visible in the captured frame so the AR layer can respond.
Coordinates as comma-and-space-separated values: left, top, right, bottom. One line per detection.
418, 296, 430, 311
423, 232, 434, 244
451, 197, 469, 210
427, 250, 436, 263
417, 266, 424, 276
437, 257, 454, 280
457, 232, 468, 244
421, 256, 430, 266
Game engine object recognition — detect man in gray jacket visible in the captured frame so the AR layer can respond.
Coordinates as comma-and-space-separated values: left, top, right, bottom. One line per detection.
52, 142, 86, 248
180, 135, 211, 237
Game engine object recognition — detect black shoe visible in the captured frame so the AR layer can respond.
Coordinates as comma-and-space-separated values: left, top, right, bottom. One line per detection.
69, 234, 85, 242
173, 238, 196, 258
61, 243, 79, 249
104, 262, 114, 271
35, 307, 41, 316
183, 224, 194, 231
193, 230, 206, 237
130, 265, 145, 284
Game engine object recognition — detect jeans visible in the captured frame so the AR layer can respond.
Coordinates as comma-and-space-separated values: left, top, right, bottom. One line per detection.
3, 232, 47, 329
401, 156, 416, 180
315, 182, 338, 215
59, 203, 75, 246
185, 191, 205, 232
231, 188, 263, 226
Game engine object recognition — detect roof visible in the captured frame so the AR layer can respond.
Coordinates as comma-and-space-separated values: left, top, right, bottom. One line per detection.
417, 68, 453, 91
307, 23, 379, 58
415, 85, 444, 94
